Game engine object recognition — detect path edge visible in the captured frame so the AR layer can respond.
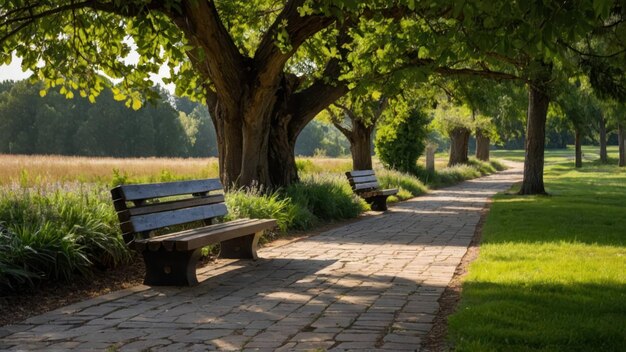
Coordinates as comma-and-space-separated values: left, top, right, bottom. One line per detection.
419, 195, 494, 352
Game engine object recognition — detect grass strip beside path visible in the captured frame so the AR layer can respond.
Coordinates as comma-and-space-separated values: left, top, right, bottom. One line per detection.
448, 159, 626, 351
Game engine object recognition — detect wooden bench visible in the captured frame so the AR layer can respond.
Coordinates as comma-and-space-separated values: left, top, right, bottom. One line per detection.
110, 179, 276, 286
345, 170, 398, 211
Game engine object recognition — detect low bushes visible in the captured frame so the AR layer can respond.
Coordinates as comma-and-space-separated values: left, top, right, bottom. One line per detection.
414, 158, 505, 188
226, 173, 366, 233
376, 168, 428, 202
0, 188, 131, 291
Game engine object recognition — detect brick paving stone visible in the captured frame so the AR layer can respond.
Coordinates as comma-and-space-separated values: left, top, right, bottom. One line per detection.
2, 163, 522, 351
118, 338, 170, 351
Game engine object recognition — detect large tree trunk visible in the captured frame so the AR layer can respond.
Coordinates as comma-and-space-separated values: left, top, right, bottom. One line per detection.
519, 76, 550, 195
475, 129, 490, 161
448, 127, 470, 166
210, 104, 243, 188
599, 114, 608, 163
575, 129, 582, 168
619, 124, 625, 167
268, 111, 299, 187
170, 0, 340, 190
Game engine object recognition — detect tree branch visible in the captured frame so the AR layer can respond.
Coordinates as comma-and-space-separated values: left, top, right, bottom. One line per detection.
169, 0, 246, 108
333, 102, 358, 122
328, 108, 353, 139
558, 39, 626, 58
254, 0, 335, 82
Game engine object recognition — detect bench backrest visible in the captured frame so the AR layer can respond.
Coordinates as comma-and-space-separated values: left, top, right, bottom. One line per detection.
345, 170, 380, 193
111, 179, 227, 245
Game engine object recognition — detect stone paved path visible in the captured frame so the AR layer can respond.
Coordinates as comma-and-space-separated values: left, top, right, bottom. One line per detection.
1, 163, 522, 351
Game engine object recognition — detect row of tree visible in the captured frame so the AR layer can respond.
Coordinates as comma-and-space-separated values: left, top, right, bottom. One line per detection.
1, 0, 625, 194
0, 80, 350, 158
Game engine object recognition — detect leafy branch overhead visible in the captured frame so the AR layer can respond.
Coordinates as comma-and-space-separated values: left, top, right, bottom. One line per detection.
1, 0, 624, 189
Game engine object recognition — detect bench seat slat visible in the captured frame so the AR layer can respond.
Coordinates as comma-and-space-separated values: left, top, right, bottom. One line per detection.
168, 219, 277, 251
353, 181, 380, 191
346, 170, 375, 177
360, 188, 398, 198
134, 218, 257, 252
113, 179, 223, 201
348, 175, 378, 184
129, 203, 228, 233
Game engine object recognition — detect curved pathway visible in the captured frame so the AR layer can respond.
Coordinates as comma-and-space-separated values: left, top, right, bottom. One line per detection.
1, 163, 522, 351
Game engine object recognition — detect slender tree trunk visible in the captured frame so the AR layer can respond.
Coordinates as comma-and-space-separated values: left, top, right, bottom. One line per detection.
448, 127, 470, 166
599, 114, 608, 163
619, 124, 625, 167
575, 129, 582, 168
350, 120, 374, 170
519, 75, 551, 195
475, 129, 490, 161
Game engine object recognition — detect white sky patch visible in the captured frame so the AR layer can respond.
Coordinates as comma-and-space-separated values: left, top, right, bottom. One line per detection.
0, 54, 32, 82
0, 51, 176, 95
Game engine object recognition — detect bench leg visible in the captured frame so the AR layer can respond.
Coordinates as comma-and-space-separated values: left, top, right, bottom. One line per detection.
368, 195, 389, 211
142, 247, 202, 286
219, 231, 261, 260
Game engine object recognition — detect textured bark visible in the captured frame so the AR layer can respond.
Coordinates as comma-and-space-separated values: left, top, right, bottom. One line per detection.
519, 79, 550, 195
350, 121, 374, 170
575, 129, 582, 168
166, 0, 341, 189
599, 115, 608, 163
334, 118, 374, 170
619, 124, 625, 167
448, 127, 470, 166
475, 129, 490, 161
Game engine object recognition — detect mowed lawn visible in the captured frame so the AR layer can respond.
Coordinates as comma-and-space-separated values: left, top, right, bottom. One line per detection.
448, 149, 626, 351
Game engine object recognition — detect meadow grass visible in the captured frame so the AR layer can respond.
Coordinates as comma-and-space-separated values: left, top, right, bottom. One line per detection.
447, 152, 626, 351
0, 154, 220, 186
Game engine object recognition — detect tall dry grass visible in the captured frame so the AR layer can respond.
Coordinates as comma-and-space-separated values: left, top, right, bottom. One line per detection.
0, 154, 220, 186
0, 154, 357, 186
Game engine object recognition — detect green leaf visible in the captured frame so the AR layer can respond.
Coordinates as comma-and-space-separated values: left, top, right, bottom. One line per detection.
131, 98, 142, 110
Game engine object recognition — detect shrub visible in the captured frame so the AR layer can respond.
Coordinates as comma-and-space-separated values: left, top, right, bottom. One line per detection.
376, 168, 428, 200
225, 174, 365, 233
0, 187, 131, 291
411, 158, 507, 188
225, 188, 299, 233
375, 108, 430, 173
285, 174, 366, 224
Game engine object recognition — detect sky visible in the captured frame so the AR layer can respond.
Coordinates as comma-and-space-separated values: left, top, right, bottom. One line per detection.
0, 56, 31, 82
0, 53, 176, 94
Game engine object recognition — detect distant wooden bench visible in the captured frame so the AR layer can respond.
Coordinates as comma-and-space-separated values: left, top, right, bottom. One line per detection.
110, 179, 276, 286
346, 170, 398, 211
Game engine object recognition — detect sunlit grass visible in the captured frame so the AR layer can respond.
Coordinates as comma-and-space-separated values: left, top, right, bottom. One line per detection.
0, 154, 220, 186
447, 150, 626, 351
492, 145, 619, 164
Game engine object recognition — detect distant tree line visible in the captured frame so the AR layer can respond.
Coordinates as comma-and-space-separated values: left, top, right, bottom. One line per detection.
0, 80, 348, 158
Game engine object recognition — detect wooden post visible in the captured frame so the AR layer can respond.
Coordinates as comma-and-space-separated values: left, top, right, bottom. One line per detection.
426, 143, 437, 172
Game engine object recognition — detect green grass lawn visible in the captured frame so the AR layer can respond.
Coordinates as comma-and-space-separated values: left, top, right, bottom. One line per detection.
448, 148, 626, 351
491, 145, 619, 164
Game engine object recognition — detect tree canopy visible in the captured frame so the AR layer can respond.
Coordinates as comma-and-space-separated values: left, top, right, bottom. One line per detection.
2, 0, 625, 191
